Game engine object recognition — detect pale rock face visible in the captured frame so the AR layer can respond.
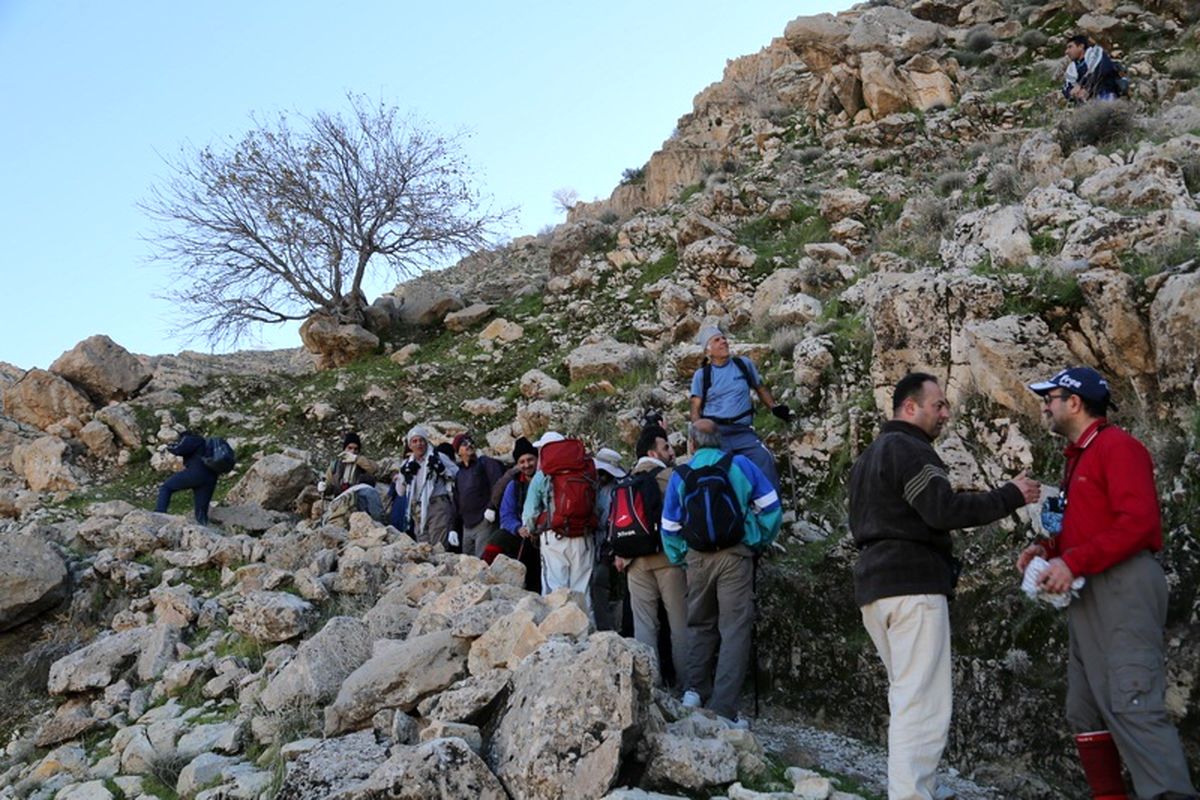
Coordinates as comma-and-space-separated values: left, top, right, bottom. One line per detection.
2, 368, 95, 430
519, 368, 565, 400
902, 60, 957, 111
940, 204, 1033, 269
1017, 131, 1065, 185
224, 453, 314, 511
479, 318, 524, 343
490, 633, 659, 800
845, 6, 944, 58
48, 628, 151, 695
783, 13, 852, 70
1150, 271, 1200, 395
963, 315, 1076, 418
79, 419, 116, 457
324, 736, 507, 800
13, 435, 83, 492
644, 733, 739, 792
417, 668, 512, 724
750, 268, 804, 325
1076, 269, 1154, 377
0, 531, 69, 631
443, 302, 493, 332
393, 283, 464, 326
1022, 185, 1095, 230
563, 336, 654, 382
819, 188, 871, 223
911, 0, 967, 25
389, 343, 421, 365
1077, 157, 1198, 211
323, 629, 471, 735
49, 335, 151, 403
792, 336, 836, 404
299, 314, 380, 370
229, 590, 315, 643
460, 397, 505, 417
276, 731, 390, 799
957, 0, 1005, 24
260, 616, 372, 712
1076, 12, 1123, 40
674, 213, 734, 250
859, 52, 909, 118
680, 236, 758, 274
767, 294, 824, 328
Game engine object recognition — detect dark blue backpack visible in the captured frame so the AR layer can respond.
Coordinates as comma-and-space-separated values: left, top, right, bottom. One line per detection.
675, 453, 744, 552
202, 437, 236, 474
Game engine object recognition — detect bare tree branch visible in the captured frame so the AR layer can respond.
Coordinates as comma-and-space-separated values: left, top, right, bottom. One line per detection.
142, 94, 514, 347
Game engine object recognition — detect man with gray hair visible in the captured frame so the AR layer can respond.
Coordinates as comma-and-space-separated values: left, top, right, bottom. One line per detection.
399, 426, 458, 548
661, 418, 782, 726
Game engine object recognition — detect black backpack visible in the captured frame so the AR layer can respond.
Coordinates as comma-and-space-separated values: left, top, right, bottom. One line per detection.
675, 453, 744, 552
201, 437, 237, 474
607, 467, 665, 559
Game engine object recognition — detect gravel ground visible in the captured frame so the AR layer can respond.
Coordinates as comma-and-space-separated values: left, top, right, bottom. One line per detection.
752, 710, 1001, 800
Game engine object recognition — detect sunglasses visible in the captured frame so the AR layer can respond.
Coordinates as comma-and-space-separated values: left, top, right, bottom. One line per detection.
1041, 392, 1071, 405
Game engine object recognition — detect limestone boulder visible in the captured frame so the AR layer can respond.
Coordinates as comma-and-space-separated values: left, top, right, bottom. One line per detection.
229, 591, 315, 643
2, 369, 94, 430
783, 13, 851, 70
1077, 157, 1197, 211
940, 204, 1033, 269
901, 55, 957, 111
444, 303, 493, 332
549, 219, 613, 276
1076, 12, 1123, 42
845, 6, 943, 59
749, 268, 803, 325
325, 737, 507, 800
679, 237, 758, 273
1150, 271, 1200, 395
674, 213, 734, 250
767, 294, 824, 327
819, 188, 871, 224
563, 337, 654, 382
324, 629, 471, 735
1017, 131, 1065, 185
490, 633, 658, 800
519, 368, 565, 400
224, 453, 314, 511
78, 419, 116, 457
48, 335, 151, 403
417, 669, 512, 725
299, 314, 380, 370
644, 733, 739, 792
394, 284, 464, 327
0, 532, 69, 631
94, 403, 142, 449
963, 315, 1077, 418
12, 436, 83, 492
1076, 270, 1154, 377
911, 0, 968, 24
479, 318, 524, 343
860, 52, 909, 118
276, 731, 390, 800
48, 627, 151, 695
260, 616, 373, 712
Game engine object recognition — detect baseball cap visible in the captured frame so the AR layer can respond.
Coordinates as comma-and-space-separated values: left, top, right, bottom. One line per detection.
452, 432, 474, 450
533, 431, 565, 448
1029, 367, 1118, 411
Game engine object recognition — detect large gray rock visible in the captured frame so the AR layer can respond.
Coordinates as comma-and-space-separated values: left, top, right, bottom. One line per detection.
1150, 271, 1200, 395
563, 336, 654, 382
845, 6, 943, 58
963, 315, 1076, 419
230, 591, 315, 643
490, 632, 659, 800
48, 627, 151, 695
324, 629, 471, 736
12, 436, 82, 492
326, 737, 507, 799
2, 368, 94, 430
940, 204, 1033, 269
393, 284, 465, 326
644, 733, 739, 792
48, 335, 151, 403
94, 403, 142, 448
276, 731, 389, 800
260, 616, 373, 712
0, 532, 69, 630
299, 314, 380, 370
224, 453, 314, 511
1078, 157, 1197, 211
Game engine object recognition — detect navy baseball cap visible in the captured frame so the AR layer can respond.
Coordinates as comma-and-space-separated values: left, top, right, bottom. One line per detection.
1029, 367, 1118, 411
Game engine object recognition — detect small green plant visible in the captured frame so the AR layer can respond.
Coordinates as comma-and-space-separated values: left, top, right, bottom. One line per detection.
678, 182, 704, 203
965, 26, 996, 53
619, 166, 646, 185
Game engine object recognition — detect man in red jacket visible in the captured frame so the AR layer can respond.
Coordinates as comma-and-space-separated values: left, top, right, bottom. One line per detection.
1020, 367, 1195, 800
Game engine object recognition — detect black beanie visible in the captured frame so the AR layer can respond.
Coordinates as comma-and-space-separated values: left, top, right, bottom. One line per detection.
342, 432, 362, 449
512, 436, 536, 461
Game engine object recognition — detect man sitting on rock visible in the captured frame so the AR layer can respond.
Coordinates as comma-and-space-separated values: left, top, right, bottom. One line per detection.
1062, 34, 1123, 103
689, 325, 790, 493
320, 432, 383, 524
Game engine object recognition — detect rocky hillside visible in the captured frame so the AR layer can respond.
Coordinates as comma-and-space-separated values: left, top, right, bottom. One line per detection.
2, 0, 1200, 797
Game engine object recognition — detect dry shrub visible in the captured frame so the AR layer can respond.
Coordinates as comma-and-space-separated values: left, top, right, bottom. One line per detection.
965, 26, 996, 53
1166, 50, 1200, 80
935, 171, 970, 196
1055, 100, 1136, 151
769, 327, 806, 359
1016, 29, 1049, 49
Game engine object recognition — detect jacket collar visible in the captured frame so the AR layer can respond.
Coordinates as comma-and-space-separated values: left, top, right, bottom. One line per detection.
882, 419, 933, 444
1065, 418, 1108, 458
635, 456, 667, 471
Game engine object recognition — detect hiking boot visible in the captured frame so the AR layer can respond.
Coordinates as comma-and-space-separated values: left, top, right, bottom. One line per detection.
681, 689, 701, 708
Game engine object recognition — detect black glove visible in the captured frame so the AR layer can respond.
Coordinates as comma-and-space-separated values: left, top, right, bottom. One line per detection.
427, 453, 446, 475
772, 403, 792, 422
400, 459, 421, 480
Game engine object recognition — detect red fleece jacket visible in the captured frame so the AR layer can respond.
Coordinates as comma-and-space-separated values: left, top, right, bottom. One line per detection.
1045, 419, 1162, 576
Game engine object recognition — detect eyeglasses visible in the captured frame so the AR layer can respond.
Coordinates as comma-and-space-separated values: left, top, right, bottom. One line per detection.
1042, 392, 1071, 405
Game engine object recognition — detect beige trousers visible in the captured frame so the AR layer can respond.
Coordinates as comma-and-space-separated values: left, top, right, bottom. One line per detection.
861, 594, 952, 800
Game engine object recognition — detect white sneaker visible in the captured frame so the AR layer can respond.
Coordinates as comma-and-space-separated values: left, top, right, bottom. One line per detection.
681, 689, 701, 708
932, 784, 956, 800
717, 714, 750, 730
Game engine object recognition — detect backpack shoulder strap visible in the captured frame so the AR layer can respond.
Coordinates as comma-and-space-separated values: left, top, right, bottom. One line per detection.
700, 360, 713, 414
732, 356, 759, 390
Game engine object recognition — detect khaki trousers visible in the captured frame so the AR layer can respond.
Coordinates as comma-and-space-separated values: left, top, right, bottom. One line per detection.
684, 544, 755, 719
861, 594, 952, 800
627, 552, 688, 685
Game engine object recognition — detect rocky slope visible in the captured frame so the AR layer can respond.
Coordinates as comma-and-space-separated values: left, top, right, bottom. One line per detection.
2, 0, 1200, 797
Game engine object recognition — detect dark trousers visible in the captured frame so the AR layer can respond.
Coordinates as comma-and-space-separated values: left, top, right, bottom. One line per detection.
156, 468, 218, 525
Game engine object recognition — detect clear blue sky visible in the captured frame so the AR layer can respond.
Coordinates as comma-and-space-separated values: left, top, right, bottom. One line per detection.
0, 0, 843, 370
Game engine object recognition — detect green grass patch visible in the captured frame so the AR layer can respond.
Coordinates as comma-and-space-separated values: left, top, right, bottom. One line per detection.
990, 70, 1058, 103
738, 204, 830, 274
678, 182, 704, 203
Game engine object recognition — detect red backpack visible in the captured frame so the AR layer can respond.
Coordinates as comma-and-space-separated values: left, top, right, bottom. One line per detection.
535, 439, 598, 537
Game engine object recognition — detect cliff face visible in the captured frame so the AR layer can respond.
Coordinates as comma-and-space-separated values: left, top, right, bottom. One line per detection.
2, 0, 1200, 797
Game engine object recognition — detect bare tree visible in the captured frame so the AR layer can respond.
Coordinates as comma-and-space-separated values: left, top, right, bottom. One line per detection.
551, 187, 579, 215
142, 95, 512, 346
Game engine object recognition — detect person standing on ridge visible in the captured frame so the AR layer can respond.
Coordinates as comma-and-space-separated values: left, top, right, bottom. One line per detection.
689, 325, 790, 492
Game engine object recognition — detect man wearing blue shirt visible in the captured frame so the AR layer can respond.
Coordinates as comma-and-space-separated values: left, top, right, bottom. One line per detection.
661, 419, 782, 725
689, 326, 790, 491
